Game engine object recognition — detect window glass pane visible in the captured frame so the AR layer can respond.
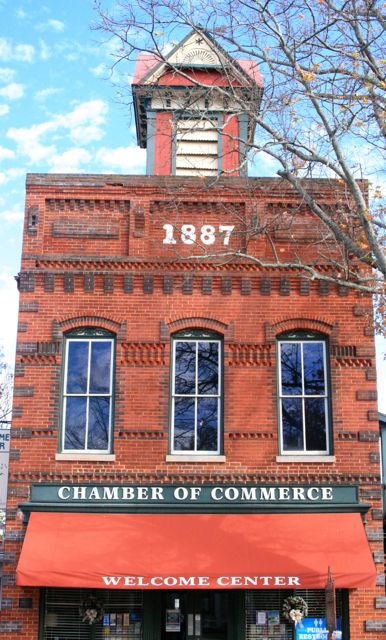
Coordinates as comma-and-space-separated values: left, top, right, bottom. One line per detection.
197, 342, 219, 395
87, 397, 110, 449
173, 397, 195, 450
281, 398, 303, 450
66, 341, 89, 393
280, 343, 302, 395
303, 342, 325, 395
305, 398, 327, 450
175, 341, 196, 395
89, 341, 112, 394
197, 397, 218, 451
64, 397, 86, 449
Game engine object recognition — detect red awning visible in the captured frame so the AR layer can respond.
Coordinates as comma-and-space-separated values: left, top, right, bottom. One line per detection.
16, 512, 376, 590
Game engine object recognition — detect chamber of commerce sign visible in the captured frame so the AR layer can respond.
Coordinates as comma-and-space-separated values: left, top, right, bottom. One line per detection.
28, 483, 362, 511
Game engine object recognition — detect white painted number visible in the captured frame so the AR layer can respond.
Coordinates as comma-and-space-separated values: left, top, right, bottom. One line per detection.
219, 225, 235, 246
162, 224, 177, 244
181, 224, 196, 245
200, 225, 216, 245
162, 223, 234, 246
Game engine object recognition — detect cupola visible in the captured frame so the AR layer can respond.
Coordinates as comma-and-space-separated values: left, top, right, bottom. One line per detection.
132, 28, 263, 177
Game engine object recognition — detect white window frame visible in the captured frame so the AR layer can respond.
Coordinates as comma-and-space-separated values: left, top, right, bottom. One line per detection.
62, 334, 114, 453
171, 334, 222, 455
278, 337, 330, 456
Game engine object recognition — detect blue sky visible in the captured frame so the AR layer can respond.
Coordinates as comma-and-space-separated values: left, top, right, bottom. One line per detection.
0, 0, 146, 360
0, 0, 385, 411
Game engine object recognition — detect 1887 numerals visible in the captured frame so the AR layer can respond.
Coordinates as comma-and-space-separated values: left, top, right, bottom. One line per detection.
162, 224, 235, 246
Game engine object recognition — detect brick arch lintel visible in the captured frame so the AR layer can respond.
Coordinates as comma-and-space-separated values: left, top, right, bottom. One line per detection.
160, 317, 234, 341
265, 317, 338, 344
53, 316, 126, 341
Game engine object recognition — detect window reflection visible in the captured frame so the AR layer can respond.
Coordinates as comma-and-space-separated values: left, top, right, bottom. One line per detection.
279, 337, 328, 454
172, 335, 221, 454
63, 336, 113, 452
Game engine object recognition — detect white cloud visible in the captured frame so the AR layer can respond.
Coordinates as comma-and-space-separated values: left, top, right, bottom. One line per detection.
0, 67, 15, 82
0, 146, 15, 162
0, 268, 18, 366
7, 99, 108, 163
34, 87, 61, 102
0, 83, 24, 100
39, 39, 51, 61
90, 63, 108, 78
0, 168, 25, 185
7, 121, 57, 162
0, 203, 23, 223
0, 105, 9, 116
47, 19, 65, 32
56, 99, 108, 144
49, 148, 92, 172
0, 38, 34, 63
95, 146, 146, 173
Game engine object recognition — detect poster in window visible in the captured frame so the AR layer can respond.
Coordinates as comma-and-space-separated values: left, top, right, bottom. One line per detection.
166, 609, 181, 632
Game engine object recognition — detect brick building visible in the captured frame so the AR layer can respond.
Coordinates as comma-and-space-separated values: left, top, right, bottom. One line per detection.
2, 28, 385, 640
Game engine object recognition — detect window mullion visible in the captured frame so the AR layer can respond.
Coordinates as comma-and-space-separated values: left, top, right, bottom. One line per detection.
194, 340, 199, 452
85, 341, 92, 450
300, 342, 307, 452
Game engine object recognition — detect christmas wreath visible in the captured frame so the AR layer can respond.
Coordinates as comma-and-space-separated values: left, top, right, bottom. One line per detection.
282, 596, 308, 626
79, 596, 104, 625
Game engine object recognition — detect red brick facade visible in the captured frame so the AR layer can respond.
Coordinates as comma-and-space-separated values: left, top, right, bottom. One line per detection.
0, 173, 384, 637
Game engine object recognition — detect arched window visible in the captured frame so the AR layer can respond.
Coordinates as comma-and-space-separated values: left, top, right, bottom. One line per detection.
277, 331, 331, 455
170, 329, 223, 455
61, 328, 115, 453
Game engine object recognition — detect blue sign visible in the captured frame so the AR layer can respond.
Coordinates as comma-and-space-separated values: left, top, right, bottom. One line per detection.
296, 618, 342, 640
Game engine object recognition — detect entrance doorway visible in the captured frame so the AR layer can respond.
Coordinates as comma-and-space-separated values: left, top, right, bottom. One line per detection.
161, 591, 232, 640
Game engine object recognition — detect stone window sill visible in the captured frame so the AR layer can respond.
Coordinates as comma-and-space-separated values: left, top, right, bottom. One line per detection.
276, 455, 336, 463
56, 453, 116, 462
166, 455, 226, 463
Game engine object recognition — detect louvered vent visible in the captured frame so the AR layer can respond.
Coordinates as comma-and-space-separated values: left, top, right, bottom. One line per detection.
175, 119, 218, 176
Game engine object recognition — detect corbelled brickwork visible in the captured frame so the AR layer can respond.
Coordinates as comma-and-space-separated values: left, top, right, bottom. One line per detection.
2, 173, 385, 638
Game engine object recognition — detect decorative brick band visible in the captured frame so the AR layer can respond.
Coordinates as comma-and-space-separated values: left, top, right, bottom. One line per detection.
8, 470, 381, 484
333, 357, 372, 367
117, 430, 164, 439
20, 354, 58, 364
150, 200, 245, 217
227, 344, 272, 367
227, 432, 274, 439
337, 431, 358, 441
121, 343, 166, 366
46, 197, 130, 212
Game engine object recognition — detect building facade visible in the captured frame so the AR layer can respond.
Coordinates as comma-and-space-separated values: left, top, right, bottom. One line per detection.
1, 29, 385, 640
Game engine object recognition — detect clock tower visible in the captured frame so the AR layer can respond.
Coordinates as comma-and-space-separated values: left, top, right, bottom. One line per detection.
132, 28, 263, 177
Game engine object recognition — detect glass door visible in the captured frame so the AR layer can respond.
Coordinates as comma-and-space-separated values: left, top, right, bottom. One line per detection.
161, 591, 231, 640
